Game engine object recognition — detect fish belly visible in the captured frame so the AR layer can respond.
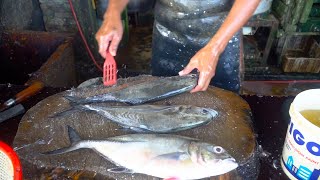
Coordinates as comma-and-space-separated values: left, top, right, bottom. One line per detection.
137, 158, 212, 179
93, 142, 158, 170
91, 139, 193, 175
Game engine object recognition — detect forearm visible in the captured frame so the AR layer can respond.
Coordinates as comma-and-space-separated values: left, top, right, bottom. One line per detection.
104, 0, 129, 19
207, 0, 260, 53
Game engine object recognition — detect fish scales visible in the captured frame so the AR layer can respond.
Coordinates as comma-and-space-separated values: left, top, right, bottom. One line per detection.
64, 75, 198, 105
55, 104, 218, 133
44, 127, 238, 180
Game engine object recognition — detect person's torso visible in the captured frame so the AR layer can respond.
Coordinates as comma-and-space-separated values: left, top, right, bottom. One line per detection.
157, 0, 234, 17
152, 0, 241, 92
154, 0, 234, 45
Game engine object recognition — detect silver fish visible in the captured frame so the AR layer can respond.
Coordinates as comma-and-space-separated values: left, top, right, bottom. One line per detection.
44, 126, 238, 179
64, 75, 197, 105
56, 104, 218, 133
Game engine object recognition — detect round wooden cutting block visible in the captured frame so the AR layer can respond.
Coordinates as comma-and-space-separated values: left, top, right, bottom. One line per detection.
13, 75, 259, 179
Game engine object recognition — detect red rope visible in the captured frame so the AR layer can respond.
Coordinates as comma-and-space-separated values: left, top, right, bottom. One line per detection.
68, 0, 103, 72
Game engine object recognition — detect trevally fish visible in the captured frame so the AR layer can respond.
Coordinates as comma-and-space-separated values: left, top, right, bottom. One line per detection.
43, 126, 238, 180
55, 104, 218, 133
64, 75, 197, 105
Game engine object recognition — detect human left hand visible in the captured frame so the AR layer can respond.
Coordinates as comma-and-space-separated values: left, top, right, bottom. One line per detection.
179, 44, 222, 93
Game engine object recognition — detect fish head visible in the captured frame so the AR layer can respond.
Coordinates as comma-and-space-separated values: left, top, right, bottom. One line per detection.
200, 108, 218, 119
188, 142, 238, 172
170, 74, 198, 90
177, 105, 218, 125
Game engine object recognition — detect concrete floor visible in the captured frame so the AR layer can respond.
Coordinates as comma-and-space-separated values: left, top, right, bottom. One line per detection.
116, 25, 153, 76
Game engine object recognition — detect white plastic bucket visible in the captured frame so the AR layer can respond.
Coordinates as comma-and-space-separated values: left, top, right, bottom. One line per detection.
281, 89, 320, 180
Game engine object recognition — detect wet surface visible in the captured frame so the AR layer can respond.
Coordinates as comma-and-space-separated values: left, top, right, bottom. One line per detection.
0, 82, 293, 179
0, 83, 293, 179
246, 96, 293, 180
11, 76, 257, 179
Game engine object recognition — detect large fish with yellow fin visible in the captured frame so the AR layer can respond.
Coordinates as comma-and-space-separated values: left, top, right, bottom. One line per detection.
43, 126, 238, 180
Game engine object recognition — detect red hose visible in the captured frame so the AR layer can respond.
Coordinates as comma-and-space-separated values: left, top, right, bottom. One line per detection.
68, 0, 103, 72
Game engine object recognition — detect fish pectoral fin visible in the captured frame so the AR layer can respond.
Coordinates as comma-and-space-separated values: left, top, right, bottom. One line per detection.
154, 152, 189, 161
107, 167, 133, 174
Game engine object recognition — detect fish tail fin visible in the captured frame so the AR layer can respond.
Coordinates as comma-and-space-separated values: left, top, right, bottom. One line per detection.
41, 126, 82, 155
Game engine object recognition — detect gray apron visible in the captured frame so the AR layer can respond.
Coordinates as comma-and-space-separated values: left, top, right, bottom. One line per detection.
151, 0, 241, 92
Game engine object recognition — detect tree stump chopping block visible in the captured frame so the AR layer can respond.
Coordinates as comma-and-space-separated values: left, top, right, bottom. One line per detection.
13, 75, 259, 179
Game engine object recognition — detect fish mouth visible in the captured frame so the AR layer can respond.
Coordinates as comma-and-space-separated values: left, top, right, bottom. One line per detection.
222, 158, 238, 165
228, 158, 236, 163
212, 158, 238, 174
224, 158, 239, 168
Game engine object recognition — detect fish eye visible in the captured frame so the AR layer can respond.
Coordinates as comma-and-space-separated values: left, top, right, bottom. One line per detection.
213, 146, 224, 154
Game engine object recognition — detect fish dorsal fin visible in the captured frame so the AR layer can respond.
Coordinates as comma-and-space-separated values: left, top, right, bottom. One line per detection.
107, 167, 133, 174
67, 126, 82, 144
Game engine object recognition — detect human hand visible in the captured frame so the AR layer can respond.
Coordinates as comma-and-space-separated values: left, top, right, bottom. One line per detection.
95, 12, 123, 58
179, 44, 222, 93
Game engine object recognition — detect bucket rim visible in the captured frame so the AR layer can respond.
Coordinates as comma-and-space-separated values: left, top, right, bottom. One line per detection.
290, 89, 320, 130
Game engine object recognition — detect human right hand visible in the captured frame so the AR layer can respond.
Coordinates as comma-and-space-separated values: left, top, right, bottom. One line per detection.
179, 43, 222, 93
95, 12, 123, 58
